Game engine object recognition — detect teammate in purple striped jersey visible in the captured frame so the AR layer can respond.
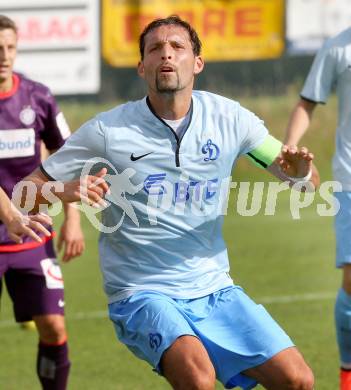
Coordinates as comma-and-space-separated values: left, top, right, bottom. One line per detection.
0, 15, 84, 390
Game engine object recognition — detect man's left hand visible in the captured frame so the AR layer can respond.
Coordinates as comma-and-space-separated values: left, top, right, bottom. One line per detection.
57, 217, 85, 262
275, 145, 314, 178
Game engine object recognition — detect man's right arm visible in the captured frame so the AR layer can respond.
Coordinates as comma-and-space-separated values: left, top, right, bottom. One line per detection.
285, 34, 337, 147
284, 98, 317, 146
17, 167, 109, 213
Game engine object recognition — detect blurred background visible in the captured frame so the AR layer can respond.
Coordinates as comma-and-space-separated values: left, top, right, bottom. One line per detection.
3, 0, 351, 100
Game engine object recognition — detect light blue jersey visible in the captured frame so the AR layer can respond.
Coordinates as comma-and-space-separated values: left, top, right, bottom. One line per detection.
42, 91, 269, 303
301, 27, 351, 189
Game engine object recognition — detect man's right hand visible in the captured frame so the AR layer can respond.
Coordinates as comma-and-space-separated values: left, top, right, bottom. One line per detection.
59, 168, 110, 208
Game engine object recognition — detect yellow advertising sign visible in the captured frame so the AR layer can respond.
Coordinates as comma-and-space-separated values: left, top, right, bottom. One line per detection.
103, 0, 284, 67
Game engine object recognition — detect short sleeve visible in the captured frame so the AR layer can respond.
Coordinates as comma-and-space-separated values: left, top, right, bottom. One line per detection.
39, 88, 71, 151
301, 41, 337, 103
237, 105, 269, 156
41, 117, 105, 182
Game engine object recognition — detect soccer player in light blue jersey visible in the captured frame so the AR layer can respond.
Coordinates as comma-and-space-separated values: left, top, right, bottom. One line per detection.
22, 16, 319, 390
285, 27, 351, 390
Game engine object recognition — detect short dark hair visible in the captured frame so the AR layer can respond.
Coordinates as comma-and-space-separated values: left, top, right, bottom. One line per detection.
0, 15, 17, 33
139, 15, 202, 60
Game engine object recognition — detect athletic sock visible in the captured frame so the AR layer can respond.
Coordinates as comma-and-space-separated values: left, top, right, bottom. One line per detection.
335, 288, 351, 369
37, 340, 70, 390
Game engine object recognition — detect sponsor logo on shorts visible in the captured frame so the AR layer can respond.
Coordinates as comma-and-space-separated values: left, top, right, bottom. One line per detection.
58, 299, 65, 308
40, 258, 64, 289
0, 128, 35, 158
149, 333, 162, 352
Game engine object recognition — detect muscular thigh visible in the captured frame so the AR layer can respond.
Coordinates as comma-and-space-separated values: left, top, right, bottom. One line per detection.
335, 192, 351, 268
161, 335, 215, 389
2, 241, 65, 322
243, 347, 312, 389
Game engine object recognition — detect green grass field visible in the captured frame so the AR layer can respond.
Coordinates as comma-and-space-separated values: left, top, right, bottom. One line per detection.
0, 91, 341, 389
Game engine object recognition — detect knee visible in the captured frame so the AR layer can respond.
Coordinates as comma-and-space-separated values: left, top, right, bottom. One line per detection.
169, 358, 216, 390
177, 366, 216, 390
190, 369, 215, 390
162, 336, 216, 390
284, 366, 314, 390
342, 281, 351, 296
34, 315, 67, 344
342, 267, 351, 295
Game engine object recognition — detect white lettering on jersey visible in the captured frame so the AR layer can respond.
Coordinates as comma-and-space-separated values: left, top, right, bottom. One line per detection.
56, 112, 71, 140
40, 258, 64, 289
0, 128, 35, 158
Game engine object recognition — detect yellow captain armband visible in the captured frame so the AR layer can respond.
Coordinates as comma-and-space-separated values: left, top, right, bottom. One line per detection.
246, 135, 282, 169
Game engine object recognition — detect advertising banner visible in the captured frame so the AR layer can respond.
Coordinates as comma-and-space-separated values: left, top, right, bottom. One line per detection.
1, 0, 100, 94
287, 0, 351, 54
103, 0, 285, 67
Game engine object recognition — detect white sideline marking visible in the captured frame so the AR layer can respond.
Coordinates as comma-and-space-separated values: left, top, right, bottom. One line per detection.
0, 292, 336, 329
258, 291, 335, 304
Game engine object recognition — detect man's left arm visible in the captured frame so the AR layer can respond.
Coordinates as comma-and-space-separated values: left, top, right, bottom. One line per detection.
47, 147, 85, 262
58, 202, 85, 262
247, 134, 320, 190
39, 88, 85, 262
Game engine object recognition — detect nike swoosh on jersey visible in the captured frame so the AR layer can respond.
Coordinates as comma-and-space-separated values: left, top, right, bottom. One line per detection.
130, 152, 153, 161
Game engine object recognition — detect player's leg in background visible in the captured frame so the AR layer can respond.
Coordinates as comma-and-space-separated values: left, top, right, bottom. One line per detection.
243, 347, 314, 390
161, 335, 216, 390
19, 320, 37, 330
5, 241, 70, 390
334, 192, 351, 389
0, 255, 7, 308
34, 313, 70, 390
6, 268, 70, 390
335, 265, 351, 390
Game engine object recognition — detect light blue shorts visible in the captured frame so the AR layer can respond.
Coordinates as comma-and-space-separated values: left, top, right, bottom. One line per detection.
335, 192, 351, 267
109, 286, 294, 389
